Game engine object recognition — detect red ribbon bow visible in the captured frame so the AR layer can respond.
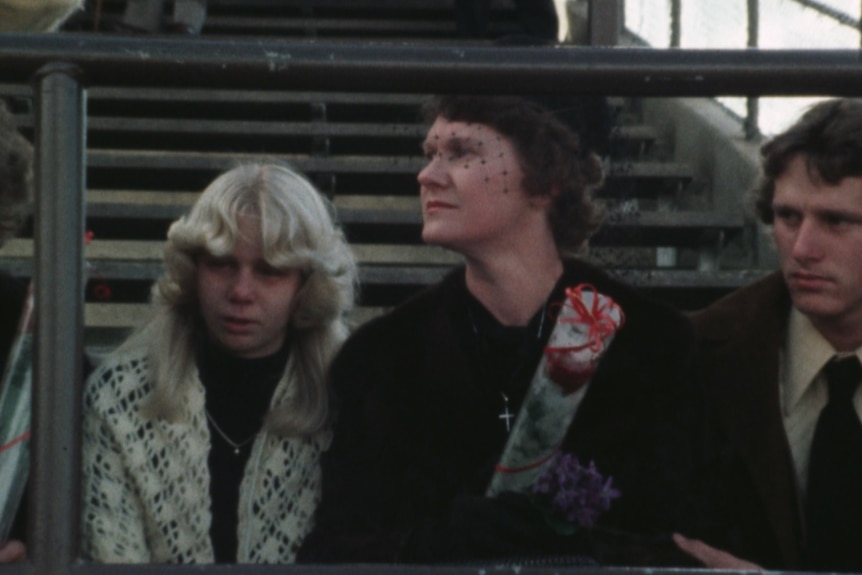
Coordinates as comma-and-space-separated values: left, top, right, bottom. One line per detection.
544, 284, 624, 394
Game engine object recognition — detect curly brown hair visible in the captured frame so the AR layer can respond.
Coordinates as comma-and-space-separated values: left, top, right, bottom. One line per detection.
755, 98, 862, 224
0, 100, 32, 248
422, 95, 605, 255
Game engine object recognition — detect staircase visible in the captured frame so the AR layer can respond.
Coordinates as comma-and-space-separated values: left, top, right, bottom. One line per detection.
0, 0, 764, 354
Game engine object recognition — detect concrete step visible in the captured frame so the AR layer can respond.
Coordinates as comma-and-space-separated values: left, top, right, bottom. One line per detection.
82, 265, 768, 331
79, 149, 694, 194
0, 231, 746, 287
73, 267, 769, 346
81, 190, 741, 229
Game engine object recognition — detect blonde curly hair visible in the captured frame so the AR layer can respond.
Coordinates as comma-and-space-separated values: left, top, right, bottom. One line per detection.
120, 163, 358, 436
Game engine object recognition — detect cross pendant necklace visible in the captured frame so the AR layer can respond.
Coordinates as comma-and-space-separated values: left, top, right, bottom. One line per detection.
469, 299, 549, 434
499, 392, 514, 432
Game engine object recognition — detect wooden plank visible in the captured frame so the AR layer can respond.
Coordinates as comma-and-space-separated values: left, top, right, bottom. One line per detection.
205, 16, 456, 34
4, 207, 745, 262
84, 302, 388, 329
0, 259, 453, 285
87, 87, 429, 105
82, 191, 742, 231
84, 191, 423, 223
86, 149, 424, 173
86, 117, 426, 138
0, 242, 743, 285
79, 268, 772, 331
0, 238, 459, 265
85, 150, 695, 180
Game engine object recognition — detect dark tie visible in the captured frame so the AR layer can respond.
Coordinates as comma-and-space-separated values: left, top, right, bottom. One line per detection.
805, 355, 862, 571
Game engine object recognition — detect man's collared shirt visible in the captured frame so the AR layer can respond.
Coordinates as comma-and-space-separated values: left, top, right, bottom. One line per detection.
781, 307, 862, 502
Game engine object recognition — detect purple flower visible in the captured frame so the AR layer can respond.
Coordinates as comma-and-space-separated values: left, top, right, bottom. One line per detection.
530, 453, 621, 529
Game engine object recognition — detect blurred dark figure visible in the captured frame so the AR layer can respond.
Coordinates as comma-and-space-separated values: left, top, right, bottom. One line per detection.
456, 0, 558, 41
0, 99, 31, 565
0, 0, 82, 32
112, 0, 207, 34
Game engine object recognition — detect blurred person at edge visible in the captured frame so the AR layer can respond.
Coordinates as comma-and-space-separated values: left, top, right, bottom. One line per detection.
0, 99, 31, 564
111, 0, 206, 34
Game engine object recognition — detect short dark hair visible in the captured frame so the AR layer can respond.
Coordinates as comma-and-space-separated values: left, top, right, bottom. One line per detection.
755, 98, 862, 224
422, 95, 605, 255
0, 99, 32, 248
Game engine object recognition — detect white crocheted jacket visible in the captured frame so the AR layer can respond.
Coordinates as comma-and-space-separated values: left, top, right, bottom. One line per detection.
81, 348, 331, 564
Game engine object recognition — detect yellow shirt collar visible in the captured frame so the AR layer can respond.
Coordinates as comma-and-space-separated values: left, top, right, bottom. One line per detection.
784, 308, 862, 413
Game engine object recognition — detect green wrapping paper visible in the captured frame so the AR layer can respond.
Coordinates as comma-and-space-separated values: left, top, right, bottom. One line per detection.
486, 284, 624, 497
0, 283, 33, 540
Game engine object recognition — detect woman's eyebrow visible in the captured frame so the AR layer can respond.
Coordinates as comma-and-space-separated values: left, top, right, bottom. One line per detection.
422, 134, 464, 150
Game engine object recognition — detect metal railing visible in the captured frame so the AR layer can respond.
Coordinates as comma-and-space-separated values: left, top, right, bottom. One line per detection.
1, 31, 862, 575
793, 0, 862, 35
642, 0, 862, 136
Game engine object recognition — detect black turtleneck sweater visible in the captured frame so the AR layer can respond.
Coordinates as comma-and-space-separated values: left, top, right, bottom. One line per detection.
464, 275, 568, 426
195, 336, 288, 563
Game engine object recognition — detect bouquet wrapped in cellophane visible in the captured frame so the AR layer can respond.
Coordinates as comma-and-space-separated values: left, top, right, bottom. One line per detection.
486, 284, 624, 497
0, 282, 33, 540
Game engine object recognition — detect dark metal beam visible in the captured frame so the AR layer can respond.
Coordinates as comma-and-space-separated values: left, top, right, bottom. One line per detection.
0, 34, 862, 95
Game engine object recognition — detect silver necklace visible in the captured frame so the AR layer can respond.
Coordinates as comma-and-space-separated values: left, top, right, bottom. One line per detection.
205, 408, 256, 455
467, 301, 548, 339
469, 300, 548, 433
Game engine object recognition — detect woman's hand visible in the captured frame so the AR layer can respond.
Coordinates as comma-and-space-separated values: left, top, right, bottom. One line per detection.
672, 533, 762, 570
0, 539, 26, 563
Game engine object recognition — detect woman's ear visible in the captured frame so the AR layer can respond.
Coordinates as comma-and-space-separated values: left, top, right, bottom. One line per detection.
529, 187, 557, 210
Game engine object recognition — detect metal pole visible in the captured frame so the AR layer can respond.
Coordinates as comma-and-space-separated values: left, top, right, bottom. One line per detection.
746, 0, 760, 138
29, 62, 86, 575
589, 0, 621, 46
670, 0, 681, 47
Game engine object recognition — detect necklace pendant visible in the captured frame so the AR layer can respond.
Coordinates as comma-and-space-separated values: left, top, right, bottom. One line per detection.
499, 392, 514, 432
205, 408, 255, 455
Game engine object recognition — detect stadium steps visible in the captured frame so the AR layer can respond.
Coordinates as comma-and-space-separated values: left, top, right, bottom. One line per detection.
0, 3, 758, 350
0, 81, 754, 348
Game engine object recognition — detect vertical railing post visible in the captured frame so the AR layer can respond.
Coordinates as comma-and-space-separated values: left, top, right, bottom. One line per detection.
29, 62, 86, 575
670, 0, 681, 47
588, 0, 621, 46
746, 0, 760, 138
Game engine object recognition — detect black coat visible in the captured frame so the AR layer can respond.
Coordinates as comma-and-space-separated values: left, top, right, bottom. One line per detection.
0, 271, 25, 374
300, 260, 732, 565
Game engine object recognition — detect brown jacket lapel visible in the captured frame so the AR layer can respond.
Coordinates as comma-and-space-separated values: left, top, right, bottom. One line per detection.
691, 271, 803, 568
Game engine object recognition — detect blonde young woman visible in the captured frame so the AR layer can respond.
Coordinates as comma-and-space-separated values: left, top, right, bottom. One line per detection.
81, 163, 357, 563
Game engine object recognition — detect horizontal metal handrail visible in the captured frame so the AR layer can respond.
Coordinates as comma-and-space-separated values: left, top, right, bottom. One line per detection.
1, 33, 862, 95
